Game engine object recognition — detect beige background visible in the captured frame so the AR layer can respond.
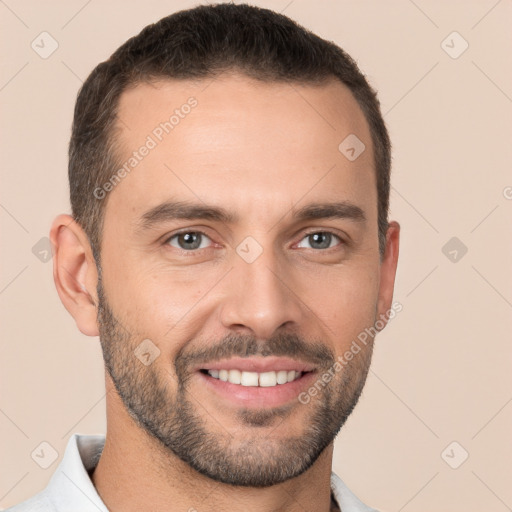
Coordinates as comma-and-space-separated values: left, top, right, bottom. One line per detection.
1, 1, 511, 511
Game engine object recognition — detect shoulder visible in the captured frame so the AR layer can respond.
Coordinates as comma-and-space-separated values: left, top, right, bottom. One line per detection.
4, 434, 107, 512
4, 492, 56, 512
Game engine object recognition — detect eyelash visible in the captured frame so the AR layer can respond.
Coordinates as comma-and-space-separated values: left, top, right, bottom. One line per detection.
163, 229, 345, 254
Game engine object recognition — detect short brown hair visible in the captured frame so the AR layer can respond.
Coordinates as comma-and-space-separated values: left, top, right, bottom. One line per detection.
69, 3, 391, 263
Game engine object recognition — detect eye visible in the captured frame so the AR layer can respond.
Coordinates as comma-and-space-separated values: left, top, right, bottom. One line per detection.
296, 231, 342, 250
166, 231, 213, 251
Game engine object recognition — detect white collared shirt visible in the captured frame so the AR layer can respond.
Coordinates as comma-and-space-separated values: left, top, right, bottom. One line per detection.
5, 434, 378, 511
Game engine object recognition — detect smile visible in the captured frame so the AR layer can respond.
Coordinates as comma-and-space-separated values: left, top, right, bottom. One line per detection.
195, 356, 318, 408
206, 369, 303, 387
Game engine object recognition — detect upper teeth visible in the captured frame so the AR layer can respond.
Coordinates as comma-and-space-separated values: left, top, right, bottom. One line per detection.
207, 369, 302, 387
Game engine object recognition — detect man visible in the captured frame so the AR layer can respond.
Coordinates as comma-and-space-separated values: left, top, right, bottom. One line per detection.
8, 3, 399, 511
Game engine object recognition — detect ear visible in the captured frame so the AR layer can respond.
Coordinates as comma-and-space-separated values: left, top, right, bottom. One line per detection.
376, 220, 400, 327
50, 214, 100, 336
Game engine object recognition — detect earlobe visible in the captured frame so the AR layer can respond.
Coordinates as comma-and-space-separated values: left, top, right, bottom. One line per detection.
376, 221, 400, 328
50, 214, 100, 337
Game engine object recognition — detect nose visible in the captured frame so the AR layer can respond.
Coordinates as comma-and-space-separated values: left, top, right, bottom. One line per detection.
219, 246, 304, 340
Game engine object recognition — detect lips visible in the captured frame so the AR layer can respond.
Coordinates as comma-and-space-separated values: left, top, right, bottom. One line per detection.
195, 356, 317, 408
196, 356, 316, 374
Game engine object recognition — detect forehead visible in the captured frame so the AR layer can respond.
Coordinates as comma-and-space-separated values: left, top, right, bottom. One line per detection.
105, 73, 375, 229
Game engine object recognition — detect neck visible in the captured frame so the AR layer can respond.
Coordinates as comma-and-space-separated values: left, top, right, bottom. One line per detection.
91, 379, 336, 512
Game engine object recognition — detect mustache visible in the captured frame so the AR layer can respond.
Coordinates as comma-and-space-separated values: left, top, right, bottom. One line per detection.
175, 332, 335, 377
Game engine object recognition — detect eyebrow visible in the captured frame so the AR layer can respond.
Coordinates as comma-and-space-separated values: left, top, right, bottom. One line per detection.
136, 199, 366, 231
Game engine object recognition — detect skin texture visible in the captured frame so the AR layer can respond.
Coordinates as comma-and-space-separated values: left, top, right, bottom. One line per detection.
51, 72, 400, 512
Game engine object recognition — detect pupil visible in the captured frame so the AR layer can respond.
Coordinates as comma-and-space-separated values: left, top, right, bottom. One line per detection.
311, 232, 330, 249
180, 232, 200, 250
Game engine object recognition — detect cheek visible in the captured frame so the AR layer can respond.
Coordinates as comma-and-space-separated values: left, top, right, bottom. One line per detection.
309, 265, 379, 348
104, 262, 218, 345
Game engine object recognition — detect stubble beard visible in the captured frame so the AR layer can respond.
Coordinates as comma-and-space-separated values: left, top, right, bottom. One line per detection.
96, 278, 374, 487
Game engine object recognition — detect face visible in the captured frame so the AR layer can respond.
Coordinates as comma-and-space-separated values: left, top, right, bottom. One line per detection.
95, 73, 391, 487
